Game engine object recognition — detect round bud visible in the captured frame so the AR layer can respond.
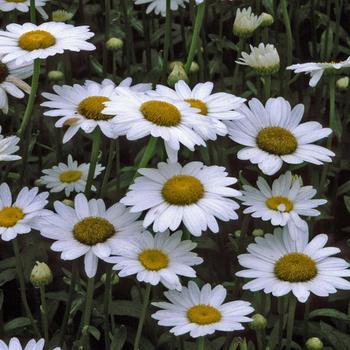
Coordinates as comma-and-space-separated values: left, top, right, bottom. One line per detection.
48, 70, 64, 82
106, 37, 124, 51
52, 10, 74, 22
167, 64, 189, 87
234, 229, 241, 238
189, 61, 199, 74
168, 61, 184, 72
101, 271, 119, 285
30, 262, 53, 288
252, 229, 264, 237
260, 13, 274, 27
249, 314, 267, 330
306, 337, 324, 350
336, 76, 349, 90
62, 199, 74, 208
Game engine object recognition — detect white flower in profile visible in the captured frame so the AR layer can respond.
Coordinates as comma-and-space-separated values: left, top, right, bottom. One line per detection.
227, 97, 335, 175
287, 57, 350, 87
134, 0, 188, 16
233, 7, 262, 38
237, 227, 350, 303
152, 281, 254, 337
0, 126, 21, 161
0, 0, 49, 19
0, 337, 61, 350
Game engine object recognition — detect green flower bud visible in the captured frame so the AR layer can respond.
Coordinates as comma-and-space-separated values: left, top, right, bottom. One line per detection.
48, 70, 64, 82
168, 61, 184, 72
30, 262, 53, 288
52, 10, 74, 22
167, 64, 189, 87
189, 61, 199, 74
249, 314, 267, 330
101, 271, 119, 285
260, 13, 274, 27
305, 337, 324, 350
234, 229, 242, 238
336, 76, 349, 90
62, 199, 74, 208
106, 37, 124, 51
252, 229, 264, 237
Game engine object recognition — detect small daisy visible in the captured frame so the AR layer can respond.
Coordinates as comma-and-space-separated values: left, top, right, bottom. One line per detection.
134, 0, 188, 16
107, 230, 203, 290
287, 58, 350, 87
152, 281, 254, 337
39, 154, 105, 197
38, 193, 143, 278
0, 22, 95, 65
0, 0, 49, 19
236, 227, 350, 303
121, 161, 241, 236
233, 7, 262, 38
0, 126, 21, 161
0, 183, 49, 241
0, 338, 61, 350
227, 97, 335, 175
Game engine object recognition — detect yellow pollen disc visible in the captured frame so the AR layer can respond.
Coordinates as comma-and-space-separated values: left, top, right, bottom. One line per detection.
0, 63, 9, 84
266, 196, 293, 212
274, 253, 317, 282
77, 96, 111, 121
18, 30, 56, 51
256, 127, 297, 155
59, 170, 82, 183
73, 217, 115, 245
162, 175, 204, 205
140, 100, 181, 127
187, 304, 222, 325
138, 249, 169, 271
0, 207, 24, 227
185, 98, 208, 115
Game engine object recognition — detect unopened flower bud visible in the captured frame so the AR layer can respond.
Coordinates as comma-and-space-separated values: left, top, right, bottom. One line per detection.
252, 229, 264, 237
167, 64, 189, 87
48, 70, 64, 82
189, 61, 199, 74
249, 314, 267, 330
306, 337, 324, 350
52, 9, 73, 22
30, 262, 53, 288
106, 37, 124, 51
260, 13, 274, 27
168, 61, 183, 72
292, 174, 303, 186
234, 229, 241, 238
62, 199, 74, 208
101, 271, 119, 285
336, 76, 349, 90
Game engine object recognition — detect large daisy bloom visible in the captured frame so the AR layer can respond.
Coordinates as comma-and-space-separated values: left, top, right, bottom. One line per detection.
38, 193, 143, 278
121, 161, 241, 236
227, 97, 335, 175
39, 154, 105, 197
0, 338, 60, 350
0, 0, 49, 19
0, 183, 49, 241
0, 22, 95, 65
236, 227, 350, 303
287, 58, 350, 87
134, 0, 188, 16
240, 171, 327, 239
233, 7, 262, 38
152, 281, 254, 337
0, 126, 21, 161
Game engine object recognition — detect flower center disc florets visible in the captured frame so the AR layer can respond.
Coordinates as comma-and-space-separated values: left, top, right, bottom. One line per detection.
185, 98, 208, 115
19, 30, 56, 51
0, 63, 9, 84
73, 217, 115, 245
274, 253, 317, 282
59, 170, 82, 183
162, 175, 205, 205
187, 304, 222, 325
139, 249, 169, 271
78, 96, 111, 121
140, 100, 181, 127
0, 207, 24, 227
266, 196, 293, 212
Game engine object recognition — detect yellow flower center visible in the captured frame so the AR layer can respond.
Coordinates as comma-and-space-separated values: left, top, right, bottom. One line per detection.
18, 30, 56, 51
0, 207, 24, 227
77, 96, 111, 121
73, 217, 115, 245
59, 170, 82, 183
162, 175, 204, 205
140, 100, 181, 127
138, 249, 169, 271
266, 196, 293, 212
274, 253, 317, 282
256, 127, 297, 155
0, 63, 9, 84
185, 98, 208, 115
187, 304, 222, 325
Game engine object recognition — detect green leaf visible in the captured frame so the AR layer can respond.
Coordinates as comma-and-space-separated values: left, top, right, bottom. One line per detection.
320, 321, 350, 349
0, 269, 17, 286
309, 308, 350, 322
344, 196, 350, 213
110, 325, 127, 350
4, 317, 31, 332
109, 300, 141, 318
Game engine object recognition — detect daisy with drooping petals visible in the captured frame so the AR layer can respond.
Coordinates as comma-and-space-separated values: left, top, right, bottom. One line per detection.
0, 0, 49, 20
236, 227, 350, 303
0, 126, 21, 161
134, 0, 188, 16
0, 338, 61, 350
0, 183, 49, 241
121, 161, 241, 236
39, 155, 105, 196
38, 193, 143, 278
152, 281, 254, 337
0, 22, 95, 65
227, 97, 335, 175
107, 230, 203, 290
240, 171, 327, 239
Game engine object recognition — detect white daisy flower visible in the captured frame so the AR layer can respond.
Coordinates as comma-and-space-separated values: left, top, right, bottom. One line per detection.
287, 58, 350, 87
121, 161, 241, 236
107, 230, 203, 290
38, 193, 143, 278
236, 43, 280, 75
227, 97, 335, 175
0, 338, 61, 350
0, 183, 49, 241
0, 22, 95, 65
152, 281, 254, 337
134, 0, 188, 16
0, 0, 49, 20
236, 227, 350, 303
0, 126, 21, 161
233, 7, 262, 38
39, 154, 105, 197
0, 56, 32, 114
240, 171, 327, 239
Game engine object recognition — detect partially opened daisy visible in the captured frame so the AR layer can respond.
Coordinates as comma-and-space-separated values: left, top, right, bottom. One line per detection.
0, 22, 95, 65
39, 155, 105, 196
134, 0, 188, 16
0, 183, 49, 241
233, 7, 262, 38
107, 230, 203, 290
0, 0, 49, 19
152, 281, 254, 337
236, 227, 350, 303
240, 171, 327, 239
0, 127, 21, 161
0, 338, 61, 350
227, 97, 335, 175
38, 193, 143, 278
121, 161, 241, 236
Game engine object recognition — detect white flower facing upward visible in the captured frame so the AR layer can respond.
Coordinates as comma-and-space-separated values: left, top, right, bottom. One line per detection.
233, 7, 262, 38
0, 338, 61, 350
0, 126, 21, 161
0, 0, 49, 19
38, 194, 143, 278
107, 230, 203, 290
39, 155, 105, 197
121, 161, 241, 236
240, 172, 327, 239
134, 0, 188, 16
0, 183, 49, 241
237, 227, 350, 303
237, 43, 280, 75
287, 57, 350, 87
227, 97, 335, 175
152, 281, 254, 337
0, 22, 95, 65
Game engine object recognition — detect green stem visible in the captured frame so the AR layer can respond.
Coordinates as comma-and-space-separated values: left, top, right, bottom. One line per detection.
286, 296, 297, 350
277, 297, 285, 348
263, 75, 271, 101
133, 284, 151, 350
30, 0, 37, 23
256, 330, 264, 350
197, 337, 205, 350
103, 265, 113, 350
103, 0, 111, 74
232, 38, 245, 92
100, 139, 116, 197
39, 285, 49, 346
81, 277, 95, 349
303, 300, 310, 342
161, 0, 172, 82
281, 0, 293, 67
327, 74, 336, 149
